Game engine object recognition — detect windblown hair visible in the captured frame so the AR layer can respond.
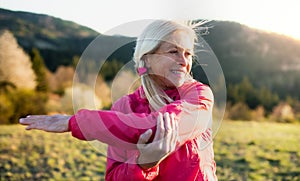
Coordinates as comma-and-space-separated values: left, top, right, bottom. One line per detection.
133, 20, 205, 110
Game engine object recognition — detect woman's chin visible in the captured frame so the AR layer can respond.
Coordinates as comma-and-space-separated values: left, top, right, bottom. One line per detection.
152, 76, 185, 89
169, 80, 185, 88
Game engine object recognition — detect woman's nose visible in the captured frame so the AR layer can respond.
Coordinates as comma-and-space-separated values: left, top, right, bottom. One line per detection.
177, 51, 189, 66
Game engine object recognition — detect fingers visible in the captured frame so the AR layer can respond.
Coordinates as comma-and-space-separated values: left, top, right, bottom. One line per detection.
201, 128, 212, 142
166, 113, 178, 151
153, 112, 164, 142
22, 117, 47, 130
137, 112, 179, 165
24, 121, 43, 131
137, 129, 153, 145
25, 123, 42, 131
19, 115, 48, 125
155, 112, 178, 153
163, 112, 171, 150
19, 116, 32, 125
170, 113, 178, 150
142, 112, 178, 151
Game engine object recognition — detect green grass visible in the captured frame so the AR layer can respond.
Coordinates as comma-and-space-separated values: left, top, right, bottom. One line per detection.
1, 121, 300, 180
214, 121, 300, 180
0, 125, 107, 180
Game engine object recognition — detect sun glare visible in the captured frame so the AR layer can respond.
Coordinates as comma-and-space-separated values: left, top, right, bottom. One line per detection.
1, 0, 300, 39
227, 0, 300, 40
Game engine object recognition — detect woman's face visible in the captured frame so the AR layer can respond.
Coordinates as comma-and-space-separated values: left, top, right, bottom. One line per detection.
145, 30, 194, 89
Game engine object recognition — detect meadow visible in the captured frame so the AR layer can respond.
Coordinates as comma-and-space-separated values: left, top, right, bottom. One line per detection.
0, 120, 299, 180
214, 121, 300, 180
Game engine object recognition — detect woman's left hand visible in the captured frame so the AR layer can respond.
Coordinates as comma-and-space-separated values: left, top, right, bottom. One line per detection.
137, 112, 179, 169
19, 115, 71, 133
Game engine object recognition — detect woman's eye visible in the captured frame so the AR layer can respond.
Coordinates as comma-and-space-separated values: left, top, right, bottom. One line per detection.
168, 50, 178, 54
185, 52, 192, 56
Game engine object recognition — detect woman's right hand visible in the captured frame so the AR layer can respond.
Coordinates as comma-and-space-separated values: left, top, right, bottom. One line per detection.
19, 115, 71, 133
137, 112, 179, 170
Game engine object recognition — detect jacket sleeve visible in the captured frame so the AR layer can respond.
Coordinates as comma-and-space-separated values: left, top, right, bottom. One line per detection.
105, 146, 159, 180
106, 104, 160, 181
69, 82, 213, 148
176, 83, 214, 145
200, 142, 218, 181
68, 98, 182, 149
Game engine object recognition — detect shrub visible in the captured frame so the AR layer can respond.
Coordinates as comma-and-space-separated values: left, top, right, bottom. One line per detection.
0, 94, 14, 124
270, 102, 296, 123
227, 102, 252, 120
7, 89, 47, 124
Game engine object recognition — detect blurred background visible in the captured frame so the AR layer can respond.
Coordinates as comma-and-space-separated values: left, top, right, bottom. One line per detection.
0, 0, 299, 180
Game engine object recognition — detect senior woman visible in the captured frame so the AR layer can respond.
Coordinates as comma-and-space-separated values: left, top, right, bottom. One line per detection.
20, 20, 217, 181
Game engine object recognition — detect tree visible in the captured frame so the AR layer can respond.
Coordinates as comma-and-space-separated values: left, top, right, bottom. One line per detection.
257, 87, 279, 113
99, 59, 124, 81
0, 30, 36, 89
227, 77, 259, 108
30, 48, 49, 92
0, 80, 16, 93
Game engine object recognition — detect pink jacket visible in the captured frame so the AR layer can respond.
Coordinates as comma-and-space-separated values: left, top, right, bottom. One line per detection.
69, 80, 217, 180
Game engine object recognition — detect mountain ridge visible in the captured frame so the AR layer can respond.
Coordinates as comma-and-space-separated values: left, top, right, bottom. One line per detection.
1, 8, 300, 100
0, 8, 101, 71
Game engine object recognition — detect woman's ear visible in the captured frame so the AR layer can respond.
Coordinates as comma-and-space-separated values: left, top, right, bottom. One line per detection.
143, 55, 151, 68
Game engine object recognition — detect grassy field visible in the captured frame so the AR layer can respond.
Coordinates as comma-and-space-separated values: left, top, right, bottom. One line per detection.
214, 121, 300, 180
0, 121, 299, 180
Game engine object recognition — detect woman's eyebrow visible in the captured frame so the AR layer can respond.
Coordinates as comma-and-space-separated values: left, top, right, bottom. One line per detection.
162, 43, 177, 49
161, 42, 192, 52
173, 45, 192, 52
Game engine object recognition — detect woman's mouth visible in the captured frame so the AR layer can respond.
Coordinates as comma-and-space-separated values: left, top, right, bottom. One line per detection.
170, 69, 186, 76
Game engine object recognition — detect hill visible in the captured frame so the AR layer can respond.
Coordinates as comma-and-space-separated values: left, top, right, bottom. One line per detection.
0, 8, 100, 71
202, 21, 300, 99
1, 8, 300, 100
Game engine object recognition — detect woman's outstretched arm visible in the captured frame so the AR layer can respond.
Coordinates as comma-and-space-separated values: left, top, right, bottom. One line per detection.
20, 82, 213, 149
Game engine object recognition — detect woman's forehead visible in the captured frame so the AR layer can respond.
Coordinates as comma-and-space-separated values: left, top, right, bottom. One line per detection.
159, 30, 194, 50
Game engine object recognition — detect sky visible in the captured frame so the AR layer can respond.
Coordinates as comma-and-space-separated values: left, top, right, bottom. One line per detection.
1, 0, 300, 39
